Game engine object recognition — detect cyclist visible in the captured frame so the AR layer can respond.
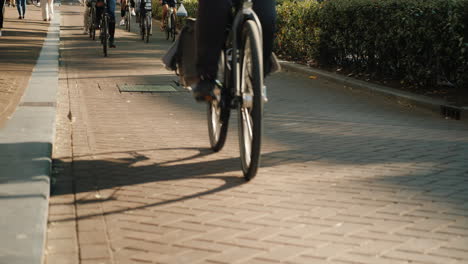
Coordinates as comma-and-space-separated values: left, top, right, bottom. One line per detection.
192, 0, 276, 101
95, 0, 117, 47
83, 0, 90, 34
160, 0, 176, 30
119, 0, 135, 26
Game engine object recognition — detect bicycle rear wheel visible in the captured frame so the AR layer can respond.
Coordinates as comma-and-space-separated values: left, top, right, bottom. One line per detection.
102, 16, 108, 57
237, 20, 264, 181
140, 15, 145, 40
207, 51, 230, 152
125, 6, 131, 31
170, 13, 176, 42
92, 9, 97, 40
165, 15, 170, 40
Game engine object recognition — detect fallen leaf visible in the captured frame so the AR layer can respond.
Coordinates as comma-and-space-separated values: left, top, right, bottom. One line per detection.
309, 75, 318, 80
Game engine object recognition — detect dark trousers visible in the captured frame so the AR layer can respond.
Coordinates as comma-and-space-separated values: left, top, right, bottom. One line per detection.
195, 0, 276, 78
16, 0, 25, 17
96, 5, 116, 41
1, 0, 5, 28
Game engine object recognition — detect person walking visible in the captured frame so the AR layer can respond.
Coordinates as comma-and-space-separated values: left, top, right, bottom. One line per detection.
15, 0, 25, 18
1, 0, 5, 36
41, 0, 53, 21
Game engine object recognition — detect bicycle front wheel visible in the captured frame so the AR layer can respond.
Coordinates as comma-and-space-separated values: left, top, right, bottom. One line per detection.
140, 15, 145, 40
165, 15, 170, 40
102, 16, 108, 57
170, 14, 176, 42
125, 7, 131, 31
237, 20, 264, 181
145, 15, 151, 43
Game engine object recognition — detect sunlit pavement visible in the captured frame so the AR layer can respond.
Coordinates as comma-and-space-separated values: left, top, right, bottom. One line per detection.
46, 3, 468, 264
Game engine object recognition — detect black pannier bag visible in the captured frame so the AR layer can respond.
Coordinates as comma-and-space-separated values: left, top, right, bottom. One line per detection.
162, 18, 198, 87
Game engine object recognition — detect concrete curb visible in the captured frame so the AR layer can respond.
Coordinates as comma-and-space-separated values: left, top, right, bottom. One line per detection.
0, 12, 60, 264
280, 61, 468, 122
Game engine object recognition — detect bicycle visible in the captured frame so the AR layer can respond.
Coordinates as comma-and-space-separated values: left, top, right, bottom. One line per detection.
98, 0, 109, 56
139, 0, 152, 43
206, 0, 266, 180
164, 4, 176, 42
87, 0, 97, 40
124, 0, 131, 32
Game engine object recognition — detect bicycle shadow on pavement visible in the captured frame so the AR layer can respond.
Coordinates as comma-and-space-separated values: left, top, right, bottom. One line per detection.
49, 144, 322, 223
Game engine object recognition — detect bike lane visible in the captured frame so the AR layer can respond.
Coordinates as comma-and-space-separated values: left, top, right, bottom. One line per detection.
47, 3, 468, 264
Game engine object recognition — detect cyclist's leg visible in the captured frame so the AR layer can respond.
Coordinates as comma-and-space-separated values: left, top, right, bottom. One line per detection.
119, 0, 126, 25
107, 0, 116, 46
192, 0, 230, 101
252, 0, 276, 75
96, 5, 103, 24
83, 3, 90, 33
161, 3, 168, 27
129, 0, 135, 15
195, 0, 230, 80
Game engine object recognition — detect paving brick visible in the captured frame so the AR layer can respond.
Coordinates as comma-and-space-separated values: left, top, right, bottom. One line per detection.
46, 238, 78, 254
383, 249, 455, 264
429, 247, 468, 261
206, 247, 264, 264
332, 252, 409, 264
79, 230, 109, 244
349, 240, 399, 256
80, 244, 111, 260
45, 254, 79, 264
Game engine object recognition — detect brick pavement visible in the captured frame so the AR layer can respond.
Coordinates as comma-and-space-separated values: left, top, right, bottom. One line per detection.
47, 3, 468, 264
0, 5, 49, 126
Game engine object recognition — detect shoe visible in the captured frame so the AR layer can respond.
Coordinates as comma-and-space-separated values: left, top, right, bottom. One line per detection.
131, 8, 136, 16
192, 78, 216, 102
119, 19, 125, 26
18, 16, 22, 19
109, 42, 116, 48
44, 19, 47, 21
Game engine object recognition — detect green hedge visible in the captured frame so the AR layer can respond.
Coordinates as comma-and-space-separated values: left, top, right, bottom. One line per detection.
275, 0, 321, 63
278, 0, 468, 89
152, 0, 468, 90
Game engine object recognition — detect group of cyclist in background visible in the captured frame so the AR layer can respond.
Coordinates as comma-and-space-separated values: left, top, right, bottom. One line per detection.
82, 0, 276, 103
82, 0, 176, 48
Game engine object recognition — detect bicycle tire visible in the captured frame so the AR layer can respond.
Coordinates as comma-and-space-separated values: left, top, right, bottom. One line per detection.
170, 13, 176, 42
237, 20, 263, 181
145, 15, 151, 43
140, 14, 145, 40
126, 6, 131, 32
89, 11, 93, 38
102, 16, 108, 57
207, 51, 230, 152
165, 15, 170, 40
90, 9, 96, 40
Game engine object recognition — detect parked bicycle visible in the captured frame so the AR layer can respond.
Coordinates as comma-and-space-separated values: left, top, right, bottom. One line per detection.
139, 0, 152, 43
207, 0, 266, 180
